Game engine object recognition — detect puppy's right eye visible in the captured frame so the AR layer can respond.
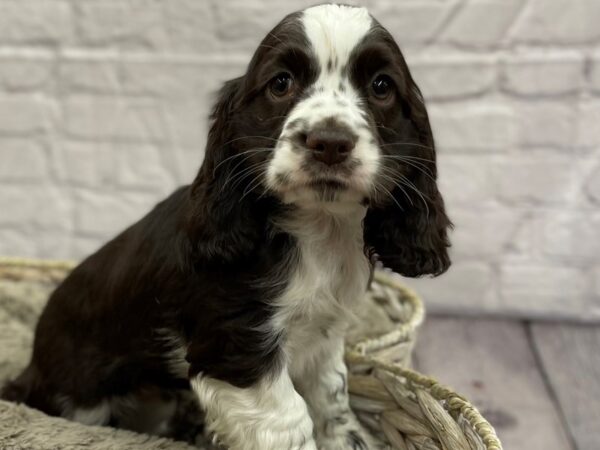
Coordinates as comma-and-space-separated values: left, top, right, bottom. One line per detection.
270, 72, 294, 97
370, 74, 395, 102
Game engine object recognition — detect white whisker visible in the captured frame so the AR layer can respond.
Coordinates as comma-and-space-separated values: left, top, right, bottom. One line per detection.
213, 148, 272, 175
226, 162, 268, 191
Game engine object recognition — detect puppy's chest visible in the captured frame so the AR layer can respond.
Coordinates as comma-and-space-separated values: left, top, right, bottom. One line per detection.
273, 216, 371, 365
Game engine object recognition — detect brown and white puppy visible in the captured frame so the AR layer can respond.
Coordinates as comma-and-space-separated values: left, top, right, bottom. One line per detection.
2, 4, 451, 449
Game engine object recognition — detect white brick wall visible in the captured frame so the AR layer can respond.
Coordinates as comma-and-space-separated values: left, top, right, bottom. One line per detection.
0, 0, 599, 321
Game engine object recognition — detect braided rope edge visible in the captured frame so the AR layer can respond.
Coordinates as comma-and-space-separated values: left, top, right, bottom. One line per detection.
351, 270, 425, 355
345, 351, 503, 450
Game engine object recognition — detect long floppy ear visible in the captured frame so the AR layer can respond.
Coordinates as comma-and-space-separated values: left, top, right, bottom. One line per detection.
364, 80, 452, 278
183, 77, 269, 263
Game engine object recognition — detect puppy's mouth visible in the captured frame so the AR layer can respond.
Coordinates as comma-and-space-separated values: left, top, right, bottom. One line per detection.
273, 171, 350, 192
269, 169, 374, 206
304, 178, 348, 191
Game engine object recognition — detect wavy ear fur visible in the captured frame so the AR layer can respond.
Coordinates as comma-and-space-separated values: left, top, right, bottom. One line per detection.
183, 78, 270, 264
364, 80, 452, 278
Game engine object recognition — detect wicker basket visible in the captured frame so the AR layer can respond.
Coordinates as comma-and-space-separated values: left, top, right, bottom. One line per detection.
348, 271, 503, 450
0, 258, 502, 450
349, 270, 425, 367
346, 356, 503, 450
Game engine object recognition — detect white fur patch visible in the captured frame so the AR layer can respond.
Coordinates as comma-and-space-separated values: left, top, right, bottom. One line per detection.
272, 204, 374, 448
273, 203, 371, 373
302, 4, 373, 77
192, 368, 317, 450
295, 336, 378, 449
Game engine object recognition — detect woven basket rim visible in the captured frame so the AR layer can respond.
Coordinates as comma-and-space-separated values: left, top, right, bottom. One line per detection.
345, 351, 503, 450
350, 270, 425, 356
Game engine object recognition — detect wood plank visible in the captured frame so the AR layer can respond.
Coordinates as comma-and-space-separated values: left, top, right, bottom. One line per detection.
414, 316, 574, 450
531, 322, 600, 450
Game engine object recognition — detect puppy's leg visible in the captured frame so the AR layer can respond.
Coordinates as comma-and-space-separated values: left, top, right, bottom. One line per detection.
191, 366, 316, 450
295, 337, 378, 450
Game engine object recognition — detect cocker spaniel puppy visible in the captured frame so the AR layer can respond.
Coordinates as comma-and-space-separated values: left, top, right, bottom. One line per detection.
2, 4, 451, 450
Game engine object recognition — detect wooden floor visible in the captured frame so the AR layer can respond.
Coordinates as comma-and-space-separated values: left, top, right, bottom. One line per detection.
415, 316, 600, 450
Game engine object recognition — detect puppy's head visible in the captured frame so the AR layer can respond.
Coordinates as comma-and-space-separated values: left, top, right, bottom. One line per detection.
191, 4, 451, 276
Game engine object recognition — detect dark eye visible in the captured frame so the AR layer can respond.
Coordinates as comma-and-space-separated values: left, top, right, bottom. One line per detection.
371, 74, 395, 100
270, 72, 294, 97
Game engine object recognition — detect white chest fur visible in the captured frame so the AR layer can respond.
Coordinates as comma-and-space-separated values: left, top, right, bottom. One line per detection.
272, 204, 371, 379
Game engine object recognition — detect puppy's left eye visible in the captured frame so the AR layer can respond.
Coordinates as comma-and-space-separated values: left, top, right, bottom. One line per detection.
270, 72, 294, 97
370, 74, 395, 101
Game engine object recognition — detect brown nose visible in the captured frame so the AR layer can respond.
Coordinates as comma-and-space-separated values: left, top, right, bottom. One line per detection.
305, 129, 356, 166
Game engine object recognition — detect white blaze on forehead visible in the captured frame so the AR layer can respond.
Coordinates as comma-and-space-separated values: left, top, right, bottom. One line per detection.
301, 5, 372, 76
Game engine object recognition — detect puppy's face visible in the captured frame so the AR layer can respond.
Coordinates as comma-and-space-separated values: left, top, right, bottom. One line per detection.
196, 4, 451, 277
264, 6, 380, 205
216, 5, 425, 206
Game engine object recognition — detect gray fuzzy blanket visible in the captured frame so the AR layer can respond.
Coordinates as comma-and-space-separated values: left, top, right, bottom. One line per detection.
0, 261, 397, 449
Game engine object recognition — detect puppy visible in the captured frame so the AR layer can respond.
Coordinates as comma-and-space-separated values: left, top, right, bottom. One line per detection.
2, 4, 451, 449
